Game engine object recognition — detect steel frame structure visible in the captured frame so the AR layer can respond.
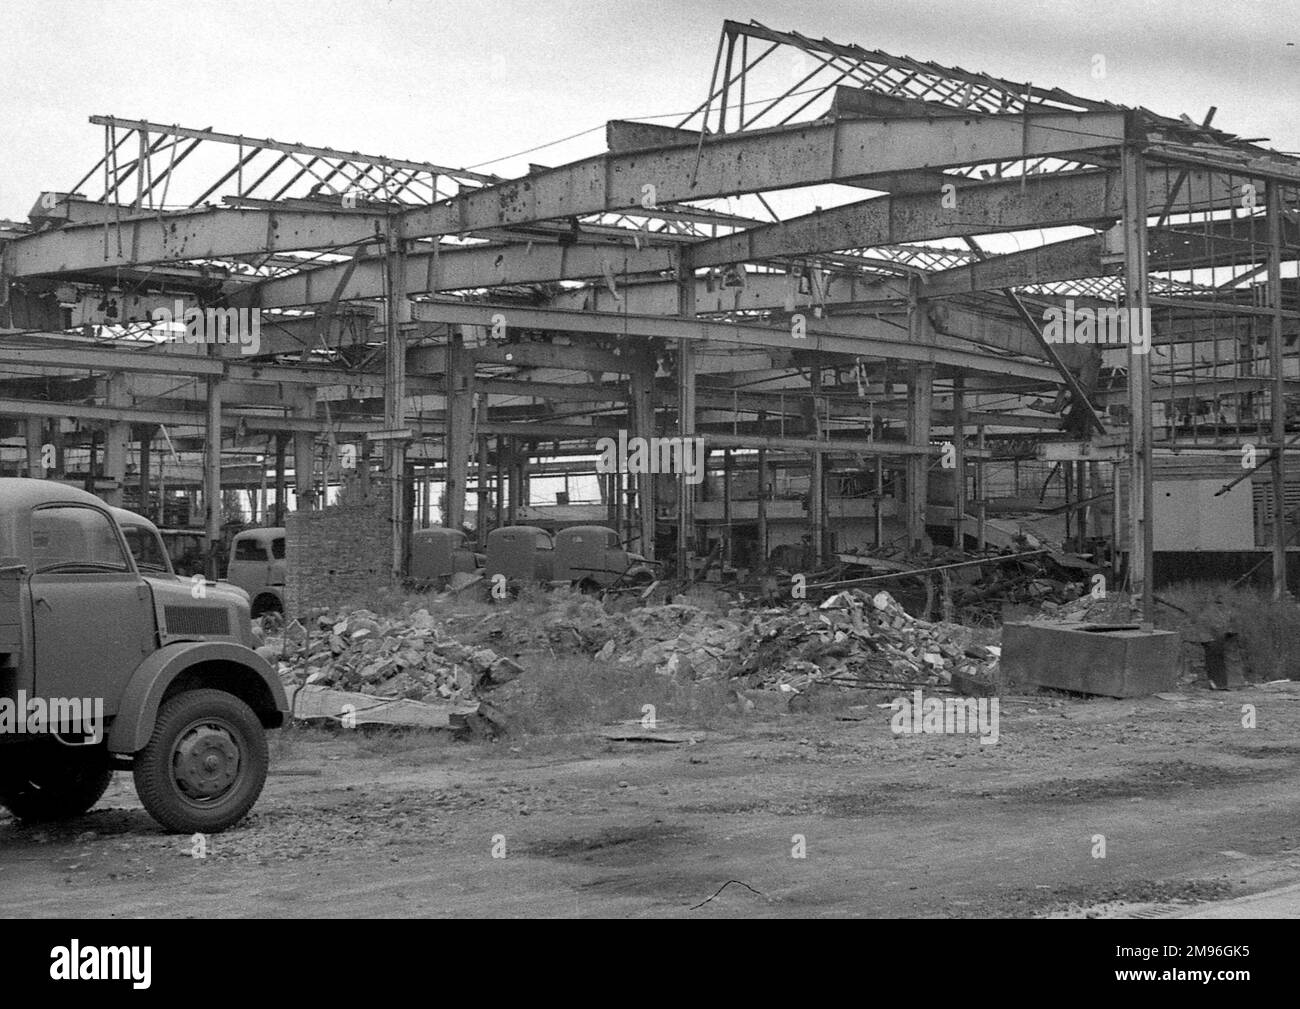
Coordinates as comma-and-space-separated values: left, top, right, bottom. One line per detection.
1, 19, 1297, 600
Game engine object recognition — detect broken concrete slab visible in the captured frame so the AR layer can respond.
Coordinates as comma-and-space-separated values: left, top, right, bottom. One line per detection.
289, 683, 481, 729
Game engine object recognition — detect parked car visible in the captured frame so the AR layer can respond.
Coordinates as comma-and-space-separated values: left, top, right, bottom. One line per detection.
0, 478, 287, 833
225, 527, 286, 617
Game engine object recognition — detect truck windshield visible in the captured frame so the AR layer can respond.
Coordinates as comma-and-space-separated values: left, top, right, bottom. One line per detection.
234, 538, 269, 562
122, 526, 171, 572
30, 505, 130, 573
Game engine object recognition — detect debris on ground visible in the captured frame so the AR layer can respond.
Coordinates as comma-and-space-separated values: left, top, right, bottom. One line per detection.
721, 590, 999, 693
254, 608, 524, 706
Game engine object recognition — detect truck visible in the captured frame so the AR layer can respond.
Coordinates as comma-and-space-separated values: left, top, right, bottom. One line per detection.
225, 526, 287, 617
0, 479, 288, 833
408, 526, 483, 589
485, 524, 656, 591
111, 506, 179, 579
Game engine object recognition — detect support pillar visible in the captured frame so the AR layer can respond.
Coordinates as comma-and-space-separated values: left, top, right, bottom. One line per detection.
952, 377, 966, 550
293, 392, 316, 511
444, 332, 473, 530
476, 435, 490, 542
204, 378, 222, 580
102, 374, 129, 507
24, 419, 43, 478
138, 426, 153, 519
505, 438, 520, 525
629, 349, 656, 560
905, 364, 934, 552
1121, 143, 1154, 622
722, 448, 733, 567
756, 409, 769, 566
675, 248, 696, 574
808, 364, 825, 567
1267, 180, 1289, 598
273, 432, 287, 525
383, 213, 409, 580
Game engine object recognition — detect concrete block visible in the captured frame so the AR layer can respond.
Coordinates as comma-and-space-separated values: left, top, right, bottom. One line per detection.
1001, 621, 1181, 698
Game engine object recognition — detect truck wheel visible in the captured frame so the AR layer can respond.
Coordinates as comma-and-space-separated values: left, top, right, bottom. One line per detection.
251, 593, 282, 618
133, 689, 269, 834
0, 747, 113, 823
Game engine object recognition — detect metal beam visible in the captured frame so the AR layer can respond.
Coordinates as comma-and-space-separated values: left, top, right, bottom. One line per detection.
400, 113, 1126, 237
922, 234, 1104, 297
687, 167, 1232, 268
408, 302, 1063, 382
0, 338, 400, 387
4, 207, 388, 276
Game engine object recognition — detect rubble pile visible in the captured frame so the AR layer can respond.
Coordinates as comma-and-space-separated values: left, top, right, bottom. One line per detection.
255, 608, 524, 703
595, 589, 999, 694
610, 605, 747, 680
724, 590, 998, 692
447, 594, 625, 655
448, 594, 735, 670
253, 587, 1001, 706
948, 551, 1097, 622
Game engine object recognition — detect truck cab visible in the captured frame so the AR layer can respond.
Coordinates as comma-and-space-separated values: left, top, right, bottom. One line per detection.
0, 479, 287, 833
111, 506, 177, 578
485, 525, 555, 583
554, 525, 656, 589
409, 527, 482, 588
486, 524, 655, 591
225, 527, 286, 617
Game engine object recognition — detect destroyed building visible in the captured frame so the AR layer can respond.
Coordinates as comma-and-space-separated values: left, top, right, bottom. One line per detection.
1, 19, 1297, 618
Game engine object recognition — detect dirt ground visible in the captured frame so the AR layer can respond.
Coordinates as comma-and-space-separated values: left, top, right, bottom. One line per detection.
3, 681, 1300, 918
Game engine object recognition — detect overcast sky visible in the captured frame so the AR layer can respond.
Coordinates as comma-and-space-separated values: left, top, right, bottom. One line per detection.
1, 0, 1296, 220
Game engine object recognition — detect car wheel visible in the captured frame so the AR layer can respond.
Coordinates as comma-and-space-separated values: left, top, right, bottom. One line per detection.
133, 689, 269, 834
0, 746, 113, 822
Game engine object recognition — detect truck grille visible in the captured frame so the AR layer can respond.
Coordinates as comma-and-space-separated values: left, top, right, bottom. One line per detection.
164, 605, 230, 637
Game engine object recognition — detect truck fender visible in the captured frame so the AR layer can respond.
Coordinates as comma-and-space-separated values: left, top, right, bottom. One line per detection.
107, 641, 289, 755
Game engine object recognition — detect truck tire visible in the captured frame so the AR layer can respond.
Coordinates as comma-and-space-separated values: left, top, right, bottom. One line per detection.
0, 747, 113, 823
133, 689, 269, 834
251, 593, 283, 618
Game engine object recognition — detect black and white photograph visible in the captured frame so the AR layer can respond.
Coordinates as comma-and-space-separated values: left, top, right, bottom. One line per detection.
0, 0, 1297, 954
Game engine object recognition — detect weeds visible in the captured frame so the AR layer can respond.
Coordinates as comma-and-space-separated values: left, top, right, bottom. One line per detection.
1156, 582, 1300, 681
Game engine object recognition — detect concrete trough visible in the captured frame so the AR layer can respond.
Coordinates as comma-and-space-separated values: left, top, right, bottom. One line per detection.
1001, 621, 1181, 698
